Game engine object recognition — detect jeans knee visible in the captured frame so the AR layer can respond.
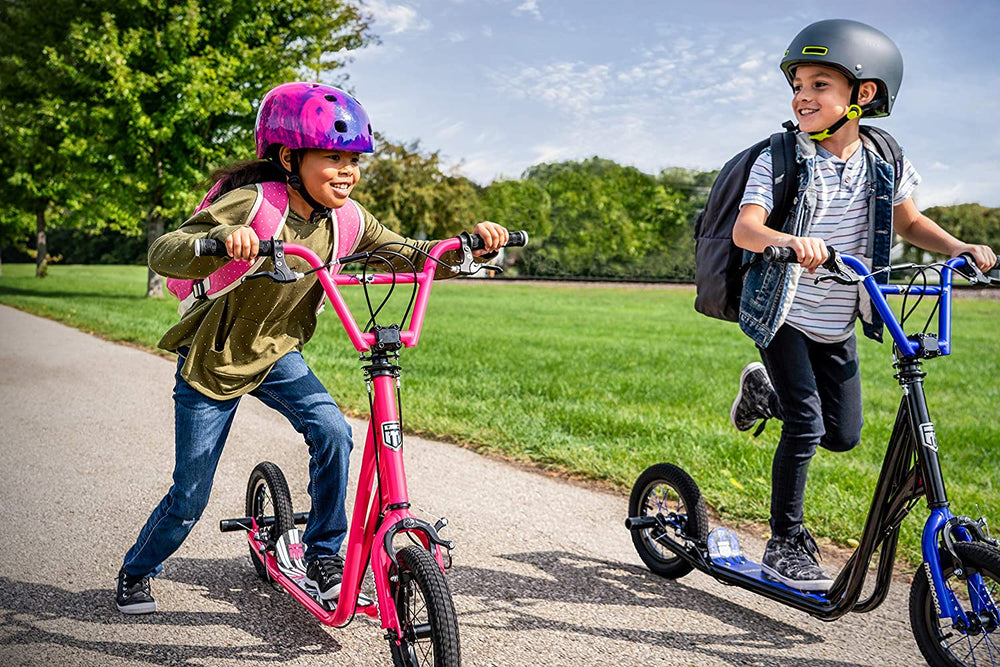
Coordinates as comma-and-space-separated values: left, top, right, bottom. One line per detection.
308, 407, 353, 452
167, 485, 209, 524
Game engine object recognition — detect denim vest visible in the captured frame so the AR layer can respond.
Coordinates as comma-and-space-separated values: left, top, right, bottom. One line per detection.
738, 132, 896, 348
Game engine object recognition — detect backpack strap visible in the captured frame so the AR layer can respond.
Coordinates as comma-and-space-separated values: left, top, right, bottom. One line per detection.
859, 125, 903, 191
767, 128, 799, 230
330, 198, 363, 270
168, 182, 289, 315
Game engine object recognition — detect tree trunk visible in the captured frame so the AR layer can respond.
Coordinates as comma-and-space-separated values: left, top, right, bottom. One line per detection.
146, 212, 164, 298
35, 202, 48, 278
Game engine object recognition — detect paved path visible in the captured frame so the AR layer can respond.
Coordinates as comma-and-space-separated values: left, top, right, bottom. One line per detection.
0, 305, 923, 666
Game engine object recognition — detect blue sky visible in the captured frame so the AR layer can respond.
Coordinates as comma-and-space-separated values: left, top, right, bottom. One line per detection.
336, 0, 1000, 207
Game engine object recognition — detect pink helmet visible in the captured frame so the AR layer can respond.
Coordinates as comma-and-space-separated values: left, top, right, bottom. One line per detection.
254, 82, 375, 158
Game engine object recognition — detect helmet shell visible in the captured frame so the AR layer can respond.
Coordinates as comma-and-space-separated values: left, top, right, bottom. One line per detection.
255, 82, 375, 158
780, 19, 903, 117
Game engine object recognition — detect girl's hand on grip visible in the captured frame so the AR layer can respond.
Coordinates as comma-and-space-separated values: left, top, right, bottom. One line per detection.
225, 227, 260, 262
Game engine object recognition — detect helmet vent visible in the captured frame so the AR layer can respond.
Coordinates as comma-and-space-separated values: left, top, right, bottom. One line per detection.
802, 46, 828, 56
334, 120, 348, 133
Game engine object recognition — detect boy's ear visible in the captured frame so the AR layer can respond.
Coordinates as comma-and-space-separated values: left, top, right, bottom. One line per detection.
858, 81, 879, 106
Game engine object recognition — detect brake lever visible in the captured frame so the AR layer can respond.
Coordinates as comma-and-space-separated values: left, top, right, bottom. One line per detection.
241, 240, 302, 284
814, 249, 861, 285
953, 253, 992, 285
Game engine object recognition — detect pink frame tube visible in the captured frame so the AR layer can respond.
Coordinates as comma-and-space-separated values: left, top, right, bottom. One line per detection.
282, 238, 461, 353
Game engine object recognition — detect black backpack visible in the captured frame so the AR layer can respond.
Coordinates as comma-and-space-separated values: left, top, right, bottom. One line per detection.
692, 123, 903, 322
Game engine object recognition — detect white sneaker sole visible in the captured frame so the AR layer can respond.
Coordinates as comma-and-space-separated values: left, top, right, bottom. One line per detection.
730, 362, 767, 431
303, 576, 342, 601
760, 563, 834, 592
117, 600, 157, 614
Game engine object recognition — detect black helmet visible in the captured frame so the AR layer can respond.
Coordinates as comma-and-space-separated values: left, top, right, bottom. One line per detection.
780, 19, 903, 118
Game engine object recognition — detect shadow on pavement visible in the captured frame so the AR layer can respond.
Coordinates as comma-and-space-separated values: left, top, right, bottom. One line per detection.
0, 556, 355, 665
449, 550, 863, 667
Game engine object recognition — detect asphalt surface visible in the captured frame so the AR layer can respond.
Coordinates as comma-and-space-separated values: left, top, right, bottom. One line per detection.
0, 304, 925, 666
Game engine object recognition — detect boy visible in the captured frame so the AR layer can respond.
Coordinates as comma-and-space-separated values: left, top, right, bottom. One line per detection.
728, 19, 996, 591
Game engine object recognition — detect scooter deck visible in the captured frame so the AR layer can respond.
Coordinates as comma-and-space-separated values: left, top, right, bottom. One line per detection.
707, 553, 830, 603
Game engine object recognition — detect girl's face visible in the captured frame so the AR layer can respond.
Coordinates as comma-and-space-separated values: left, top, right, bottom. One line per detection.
284, 147, 362, 210
790, 65, 856, 135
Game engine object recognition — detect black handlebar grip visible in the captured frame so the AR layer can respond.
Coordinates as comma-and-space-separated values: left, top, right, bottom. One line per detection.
194, 238, 276, 258
764, 246, 798, 263
507, 230, 529, 247
194, 238, 228, 257
467, 229, 529, 250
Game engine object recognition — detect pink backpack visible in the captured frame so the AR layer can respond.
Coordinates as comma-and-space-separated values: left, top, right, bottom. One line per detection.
166, 181, 363, 315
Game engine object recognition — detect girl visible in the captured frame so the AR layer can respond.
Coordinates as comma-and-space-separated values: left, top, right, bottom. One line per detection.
116, 82, 509, 613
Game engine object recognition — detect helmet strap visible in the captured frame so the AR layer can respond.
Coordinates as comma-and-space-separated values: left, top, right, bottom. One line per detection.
273, 150, 332, 224
807, 81, 863, 142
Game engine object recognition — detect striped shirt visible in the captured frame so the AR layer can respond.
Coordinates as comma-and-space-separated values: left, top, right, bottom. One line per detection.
740, 142, 920, 343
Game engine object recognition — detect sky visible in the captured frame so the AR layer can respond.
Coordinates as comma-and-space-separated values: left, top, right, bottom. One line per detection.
332, 0, 1000, 208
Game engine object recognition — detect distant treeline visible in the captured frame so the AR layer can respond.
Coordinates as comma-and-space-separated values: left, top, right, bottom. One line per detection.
5, 136, 998, 280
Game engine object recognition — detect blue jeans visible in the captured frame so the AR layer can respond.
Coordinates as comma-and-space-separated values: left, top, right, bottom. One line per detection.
758, 325, 864, 538
122, 350, 353, 578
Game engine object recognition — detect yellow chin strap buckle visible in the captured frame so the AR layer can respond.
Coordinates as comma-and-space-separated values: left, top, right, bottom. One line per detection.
808, 105, 864, 141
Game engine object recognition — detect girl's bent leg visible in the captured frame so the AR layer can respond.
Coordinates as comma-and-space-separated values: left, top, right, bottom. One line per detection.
251, 351, 353, 561
122, 357, 240, 578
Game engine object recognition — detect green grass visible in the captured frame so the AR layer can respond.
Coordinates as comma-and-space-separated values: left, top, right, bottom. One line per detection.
3, 263, 999, 566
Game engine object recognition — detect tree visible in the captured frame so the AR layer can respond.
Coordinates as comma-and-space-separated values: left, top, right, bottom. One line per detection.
352, 136, 484, 239
0, 0, 109, 277
1, 0, 374, 293
518, 157, 694, 279
897, 204, 1000, 264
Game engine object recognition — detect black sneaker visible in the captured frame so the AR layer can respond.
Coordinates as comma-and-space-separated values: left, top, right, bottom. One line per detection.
304, 555, 344, 601
116, 567, 156, 614
730, 362, 776, 435
761, 529, 834, 592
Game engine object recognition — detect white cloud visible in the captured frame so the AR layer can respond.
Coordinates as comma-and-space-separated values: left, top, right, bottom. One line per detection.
364, 1, 431, 34
513, 0, 542, 20
492, 62, 611, 114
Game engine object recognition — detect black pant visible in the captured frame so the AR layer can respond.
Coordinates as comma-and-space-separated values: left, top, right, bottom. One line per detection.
758, 325, 864, 538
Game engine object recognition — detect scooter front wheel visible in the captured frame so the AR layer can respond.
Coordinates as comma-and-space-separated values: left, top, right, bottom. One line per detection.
388, 545, 460, 667
628, 463, 709, 579
245, 462, 296, 581
909, 541, 1000, 667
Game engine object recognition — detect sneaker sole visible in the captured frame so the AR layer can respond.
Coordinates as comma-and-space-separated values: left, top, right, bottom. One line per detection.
730, 362, 766, 431
117, 600, 157, 614
760, 563, 834, 592
303, 576, 342, 601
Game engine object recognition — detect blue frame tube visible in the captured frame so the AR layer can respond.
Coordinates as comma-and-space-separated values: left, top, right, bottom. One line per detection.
837, 254, 968, 358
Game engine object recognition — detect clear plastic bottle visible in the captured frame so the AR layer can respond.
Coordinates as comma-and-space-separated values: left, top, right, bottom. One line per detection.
707, 527, 743, 562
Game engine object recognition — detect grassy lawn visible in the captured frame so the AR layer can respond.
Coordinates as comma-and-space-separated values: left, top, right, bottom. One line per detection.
3, 263, 998, 566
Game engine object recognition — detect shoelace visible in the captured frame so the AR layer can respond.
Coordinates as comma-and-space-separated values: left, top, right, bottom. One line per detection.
794, 529, 823, 564
313, 557, 344, 583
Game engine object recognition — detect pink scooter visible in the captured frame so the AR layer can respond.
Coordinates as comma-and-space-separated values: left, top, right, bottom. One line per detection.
213, 230, 527, 666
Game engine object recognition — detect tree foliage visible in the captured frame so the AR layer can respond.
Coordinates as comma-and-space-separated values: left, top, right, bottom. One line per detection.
352, 135, 484, 239
0, 0, 374, 291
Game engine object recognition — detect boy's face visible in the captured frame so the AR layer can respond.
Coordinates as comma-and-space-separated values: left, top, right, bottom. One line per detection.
297, 148, 362, 209
790, 64, 855, 135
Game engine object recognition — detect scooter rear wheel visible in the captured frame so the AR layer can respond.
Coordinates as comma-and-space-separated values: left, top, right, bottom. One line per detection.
629, 463, 709, 579
245, 461, 296, 581
909, 541, 1000, 667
